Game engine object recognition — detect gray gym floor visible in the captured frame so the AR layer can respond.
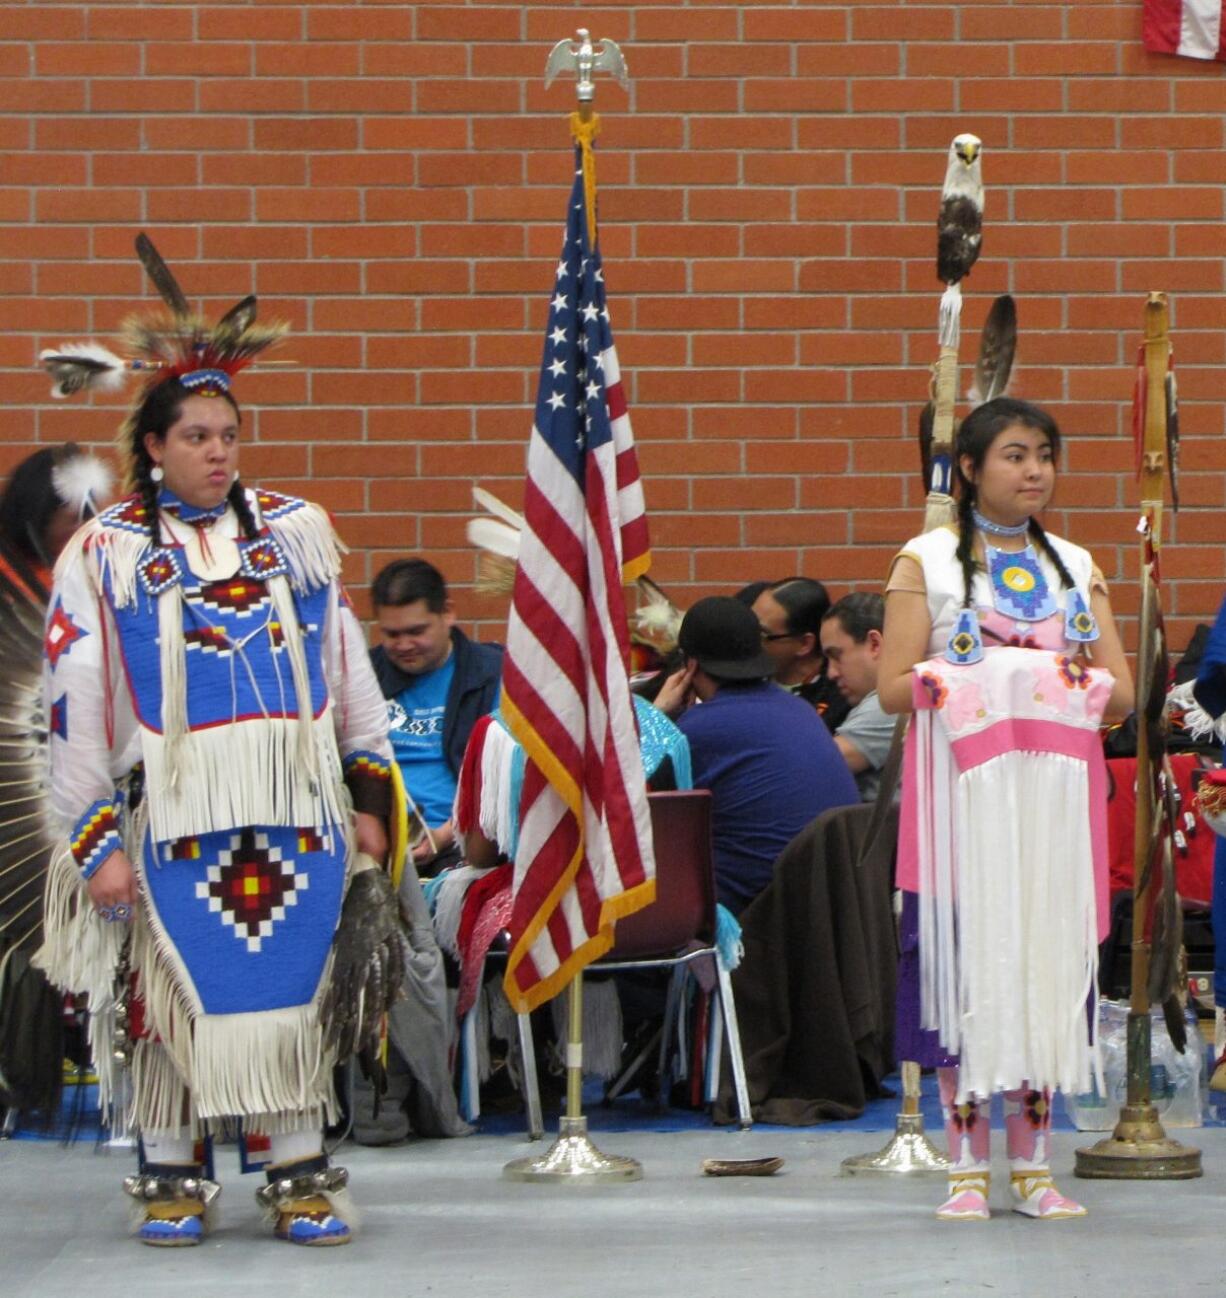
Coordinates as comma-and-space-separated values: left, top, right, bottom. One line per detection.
2, 1124, 1221, 1297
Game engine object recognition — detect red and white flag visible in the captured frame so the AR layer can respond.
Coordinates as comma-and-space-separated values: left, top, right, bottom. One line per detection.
500, 145, 655, 1013
1144, 0, 1226, 60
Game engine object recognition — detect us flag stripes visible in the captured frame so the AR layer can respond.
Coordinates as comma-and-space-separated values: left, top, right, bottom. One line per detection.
500, 145, 656, 1013
1144, 0, 1226, 60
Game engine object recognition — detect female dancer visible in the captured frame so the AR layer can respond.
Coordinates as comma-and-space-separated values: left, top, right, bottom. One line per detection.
878, 397, 1133, 1221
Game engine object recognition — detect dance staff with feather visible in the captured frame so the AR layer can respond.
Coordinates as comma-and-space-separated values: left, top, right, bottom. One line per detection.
879, 397, 1134, 1221
33, 236, 404, 1249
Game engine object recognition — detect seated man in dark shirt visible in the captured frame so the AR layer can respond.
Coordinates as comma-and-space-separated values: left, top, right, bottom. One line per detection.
751, 576, 849, 733
655, 596, 860, 915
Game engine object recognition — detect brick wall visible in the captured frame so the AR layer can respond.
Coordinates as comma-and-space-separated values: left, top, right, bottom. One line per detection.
1, 1, 1223, 649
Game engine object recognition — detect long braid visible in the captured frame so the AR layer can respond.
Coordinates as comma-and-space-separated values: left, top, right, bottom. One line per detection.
227, 477, 259, 540
133, 453, 162, 546
954, 482, 981, 608
1027, 517, 1074, 591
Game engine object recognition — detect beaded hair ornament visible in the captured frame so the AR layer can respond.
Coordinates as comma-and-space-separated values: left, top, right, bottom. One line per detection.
38, 233, 288, 488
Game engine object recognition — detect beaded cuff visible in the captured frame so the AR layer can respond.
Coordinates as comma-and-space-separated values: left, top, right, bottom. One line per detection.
343, 750, 393, 820
71, 796, 124, 880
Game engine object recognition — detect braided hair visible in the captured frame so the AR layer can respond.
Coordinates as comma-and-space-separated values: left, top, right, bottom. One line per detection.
953, 397, 1074, 608
128, 379, 260, 543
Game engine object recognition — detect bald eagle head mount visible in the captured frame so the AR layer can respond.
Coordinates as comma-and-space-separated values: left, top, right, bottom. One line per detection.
937, 133, 983, 287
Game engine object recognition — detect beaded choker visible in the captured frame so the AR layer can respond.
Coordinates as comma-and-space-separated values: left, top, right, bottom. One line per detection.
158, 487, 229, 525
972, 508, 1028, 539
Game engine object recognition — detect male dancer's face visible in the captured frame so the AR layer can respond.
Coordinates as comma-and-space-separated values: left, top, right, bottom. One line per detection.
145, 394, 239, 510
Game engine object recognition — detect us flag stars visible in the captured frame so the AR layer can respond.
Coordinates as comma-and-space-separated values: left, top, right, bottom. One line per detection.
536, 222, 614, 460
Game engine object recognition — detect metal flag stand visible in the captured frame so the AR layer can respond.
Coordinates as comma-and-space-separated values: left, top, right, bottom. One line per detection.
503, 28, 636, 1184
504, 976, 642, 1182
1075, 293, 1201, 1181
842, 1062, 949, 1176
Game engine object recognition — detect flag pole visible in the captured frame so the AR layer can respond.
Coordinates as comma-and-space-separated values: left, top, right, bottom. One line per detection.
503, 28, 640, 1184
1075, 293, 1201, 1180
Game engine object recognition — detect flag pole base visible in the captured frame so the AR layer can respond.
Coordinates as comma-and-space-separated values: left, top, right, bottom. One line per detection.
503, 1115, 642, 1183
1074, 1105, 1202, 1180
841, 1111, 950, 1176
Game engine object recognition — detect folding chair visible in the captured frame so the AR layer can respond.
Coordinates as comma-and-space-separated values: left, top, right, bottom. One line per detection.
459, 789, 752, 1134
594, 789, 752, 1129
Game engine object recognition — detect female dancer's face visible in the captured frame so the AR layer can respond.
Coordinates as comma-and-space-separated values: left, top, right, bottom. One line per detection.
962, 422, 1055, 527
144, 394, 239, 510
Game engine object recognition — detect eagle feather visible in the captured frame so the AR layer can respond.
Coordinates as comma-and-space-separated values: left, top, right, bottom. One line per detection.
968, 294, 1017, 408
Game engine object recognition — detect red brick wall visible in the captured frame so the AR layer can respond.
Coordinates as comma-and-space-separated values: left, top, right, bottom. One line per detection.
2, 2, 1224, 649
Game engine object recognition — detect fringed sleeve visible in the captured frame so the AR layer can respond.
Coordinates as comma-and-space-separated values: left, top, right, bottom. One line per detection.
45, 536, 141, 840
36, 537, 136, 1080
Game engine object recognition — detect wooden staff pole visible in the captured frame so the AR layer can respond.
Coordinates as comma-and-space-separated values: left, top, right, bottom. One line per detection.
1075, 291, 1200, 1178
1126, 293, 1170, 1104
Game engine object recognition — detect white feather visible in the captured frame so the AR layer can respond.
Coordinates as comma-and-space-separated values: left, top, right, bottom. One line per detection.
52, 453, 114, 519
632, 577, 682, 649
472, 486, 526, 533
466, 517, 521, 560
39, 342, 130, 398
634, 602, 681, 641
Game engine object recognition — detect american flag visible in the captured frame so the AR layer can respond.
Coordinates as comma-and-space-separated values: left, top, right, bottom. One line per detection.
500, 145, 656, 1013
1144, 0, 1226, 59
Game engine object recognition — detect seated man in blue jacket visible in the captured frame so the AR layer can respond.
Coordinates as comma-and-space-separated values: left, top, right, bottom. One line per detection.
654, 596, 859, 915
370, 558, 503, 875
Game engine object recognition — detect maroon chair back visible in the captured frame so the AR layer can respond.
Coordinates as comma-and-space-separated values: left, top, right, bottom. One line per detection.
600, 789, 717, 962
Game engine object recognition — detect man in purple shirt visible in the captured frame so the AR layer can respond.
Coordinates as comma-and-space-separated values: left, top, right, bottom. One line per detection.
655, 596, 859, 914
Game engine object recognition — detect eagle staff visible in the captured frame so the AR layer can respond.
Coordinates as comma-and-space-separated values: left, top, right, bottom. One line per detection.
843, 136, 989, 1179
924, 134, 983, 531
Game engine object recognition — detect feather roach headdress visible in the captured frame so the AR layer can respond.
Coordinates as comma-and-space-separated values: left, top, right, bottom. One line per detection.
39, 234, 288, 480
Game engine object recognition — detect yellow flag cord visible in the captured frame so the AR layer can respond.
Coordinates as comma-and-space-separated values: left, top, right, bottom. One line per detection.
569, 109, 600, 250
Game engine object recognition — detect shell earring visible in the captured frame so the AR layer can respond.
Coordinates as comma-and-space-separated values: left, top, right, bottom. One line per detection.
150, 465, 164, 483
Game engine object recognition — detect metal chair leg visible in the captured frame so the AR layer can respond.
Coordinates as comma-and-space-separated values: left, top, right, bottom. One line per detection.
715, 956, 752, 1130
704, 989, 724, 1105
656, 966, 686, 1108
516, 1010, 544, 1140
459, 1004, 481, 1124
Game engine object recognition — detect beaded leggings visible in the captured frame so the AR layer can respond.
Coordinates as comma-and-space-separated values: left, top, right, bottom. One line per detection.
938, 1065, 1053, 1172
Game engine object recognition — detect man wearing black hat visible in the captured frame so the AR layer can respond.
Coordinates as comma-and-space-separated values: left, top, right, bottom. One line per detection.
655, 596, 859, 915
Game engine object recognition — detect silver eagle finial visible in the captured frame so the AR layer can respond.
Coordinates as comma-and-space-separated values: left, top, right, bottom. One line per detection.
544, 28, 629, 102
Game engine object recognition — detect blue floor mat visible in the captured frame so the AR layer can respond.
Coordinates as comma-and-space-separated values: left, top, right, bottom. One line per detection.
474, 1061, 1226, 1137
